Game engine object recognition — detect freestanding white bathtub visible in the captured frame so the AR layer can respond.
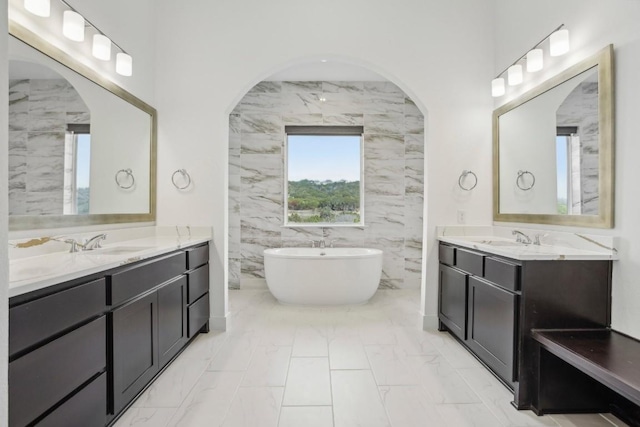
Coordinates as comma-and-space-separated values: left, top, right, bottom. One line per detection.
263, 247, 383, 305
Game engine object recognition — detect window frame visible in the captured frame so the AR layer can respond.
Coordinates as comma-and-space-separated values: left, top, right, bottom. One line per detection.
283, 125, 365, 228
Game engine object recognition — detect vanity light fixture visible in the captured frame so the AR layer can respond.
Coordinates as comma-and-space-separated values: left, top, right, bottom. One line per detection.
116, 53, 133, 76
507, 64, 523, 86
20, 0, 134, 76
24, 0, 50, 17
526, 49, 543, 72
92, 34, 111, 61
62, 10, 84, 41
491, 24, 569, 97
491, 78, 505, 97
550, 28, 570, 56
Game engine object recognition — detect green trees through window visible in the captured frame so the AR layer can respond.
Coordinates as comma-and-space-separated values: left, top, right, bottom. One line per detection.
286, 128, 363, 225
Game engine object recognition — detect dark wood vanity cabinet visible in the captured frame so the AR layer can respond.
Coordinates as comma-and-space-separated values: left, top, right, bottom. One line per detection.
438, 264, 467, 341
467, 276, 517, 384
439, 246, 518, 387
8, 242, 211, 427
438, 242, 612, 410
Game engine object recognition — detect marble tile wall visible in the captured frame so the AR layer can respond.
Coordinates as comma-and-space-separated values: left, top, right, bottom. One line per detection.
556, 75, 599, 215
228, 81, 425, 290
8, 79, 90, 215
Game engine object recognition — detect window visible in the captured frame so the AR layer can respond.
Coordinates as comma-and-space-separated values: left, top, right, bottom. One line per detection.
63, 124, 91, 215
285, 126, 364, 226
556, 126, 579, 215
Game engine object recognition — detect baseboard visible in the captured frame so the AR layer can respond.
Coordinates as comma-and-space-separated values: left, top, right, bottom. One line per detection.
241, 278, 268, 289
209, 314, 228, 331
422, 313, 439, 330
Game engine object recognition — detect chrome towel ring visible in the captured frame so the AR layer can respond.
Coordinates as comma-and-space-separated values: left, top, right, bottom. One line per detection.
458, 170, 478, 191
172, 169, 192, 190
517, 170, 535, 191
115, 168, 135, 189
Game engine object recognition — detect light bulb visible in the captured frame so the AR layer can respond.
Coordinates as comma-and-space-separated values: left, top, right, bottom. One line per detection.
63, 10, 85, 42
491, 78, 505, 97
526, 49, 544, 72
24, 0, 50, 17
92, 34, 112, 61
550, 29, 570, 57
508, 64, 523, 86
116, 53, 133, 76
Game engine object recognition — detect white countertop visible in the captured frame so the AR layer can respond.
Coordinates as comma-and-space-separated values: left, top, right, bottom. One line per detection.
9, 226, 212, 298
437, 226, 618, 261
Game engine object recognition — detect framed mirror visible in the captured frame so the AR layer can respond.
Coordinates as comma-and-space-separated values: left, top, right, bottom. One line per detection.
493, 45, 614, 228
8, 22, 157, 231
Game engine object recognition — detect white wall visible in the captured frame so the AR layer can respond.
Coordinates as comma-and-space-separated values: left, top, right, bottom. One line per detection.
1, 0, 9, 421
154, 0, 496, 326
494, 0, 640, 338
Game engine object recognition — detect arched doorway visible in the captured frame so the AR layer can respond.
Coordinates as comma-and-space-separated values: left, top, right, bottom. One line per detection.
225, 60, 427, 297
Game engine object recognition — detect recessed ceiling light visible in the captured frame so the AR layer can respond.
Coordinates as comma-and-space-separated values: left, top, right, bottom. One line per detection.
320, 59, 328, 63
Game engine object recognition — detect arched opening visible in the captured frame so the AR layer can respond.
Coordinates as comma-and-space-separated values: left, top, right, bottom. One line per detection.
223, 57, 429, 320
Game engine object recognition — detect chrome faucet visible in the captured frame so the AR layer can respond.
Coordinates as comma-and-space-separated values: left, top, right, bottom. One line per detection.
533, 233, 548, 246
62, 238, 83, 253
83, 233, 107, 250
512, 230, 532, 244
318, 238, 326, 249
308, 240, 316, 248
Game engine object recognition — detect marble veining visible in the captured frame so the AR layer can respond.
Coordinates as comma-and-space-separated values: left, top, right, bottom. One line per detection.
8, 78, 90, 215
557, 74, 599, 215
229, 80, 425, 289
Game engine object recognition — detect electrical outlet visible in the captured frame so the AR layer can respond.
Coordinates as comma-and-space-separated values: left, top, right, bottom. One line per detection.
457, 209, 466, 224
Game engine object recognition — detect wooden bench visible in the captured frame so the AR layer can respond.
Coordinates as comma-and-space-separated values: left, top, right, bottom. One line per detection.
532, 328, 640, 425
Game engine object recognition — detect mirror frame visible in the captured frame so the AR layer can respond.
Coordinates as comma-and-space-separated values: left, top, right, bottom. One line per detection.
8, 21, 157, 231
493, 44, 614, 228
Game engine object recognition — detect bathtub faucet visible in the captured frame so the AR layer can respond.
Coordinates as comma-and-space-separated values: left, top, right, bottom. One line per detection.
318, 239, 326, 249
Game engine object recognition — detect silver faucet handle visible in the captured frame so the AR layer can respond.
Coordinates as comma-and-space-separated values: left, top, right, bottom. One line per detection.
533, 233, 549, 246
63, 239, 82, 253
512, 230, 532, 244
84, 233, 107, 250
308, 240, 316, 248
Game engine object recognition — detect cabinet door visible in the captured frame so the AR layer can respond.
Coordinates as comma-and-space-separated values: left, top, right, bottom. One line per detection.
158, 276, 188, 368
467, 276, 517, 384
112, 292, 159, 415
439, 264, 468, 341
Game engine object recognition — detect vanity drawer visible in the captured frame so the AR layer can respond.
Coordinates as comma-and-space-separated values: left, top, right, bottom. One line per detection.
9, 278, 106, 357
109, 252, 186, 306
9, 316, 106, 427
187, 265, 209, 304
188, 293, 210, 337
439, 244, 456, 266
455, 248, 485, 277
186, 244, 209, 270
38, 372, 106, 427
484, 257, 521, 292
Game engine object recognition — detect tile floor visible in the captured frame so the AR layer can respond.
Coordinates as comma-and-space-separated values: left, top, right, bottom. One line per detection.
114, 289, 629, 427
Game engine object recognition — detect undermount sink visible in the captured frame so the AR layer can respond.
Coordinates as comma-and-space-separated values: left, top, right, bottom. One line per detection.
84, 246, 153, 255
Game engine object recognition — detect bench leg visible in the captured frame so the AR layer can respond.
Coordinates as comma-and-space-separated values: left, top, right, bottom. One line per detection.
533, 344, 611, 415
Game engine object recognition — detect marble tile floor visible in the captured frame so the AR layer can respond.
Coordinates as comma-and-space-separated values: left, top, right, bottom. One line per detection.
115, 289, 629, 427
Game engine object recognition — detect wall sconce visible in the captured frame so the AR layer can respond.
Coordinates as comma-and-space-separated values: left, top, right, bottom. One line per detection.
491, 24, 569, 97
22, 0, 133, 76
